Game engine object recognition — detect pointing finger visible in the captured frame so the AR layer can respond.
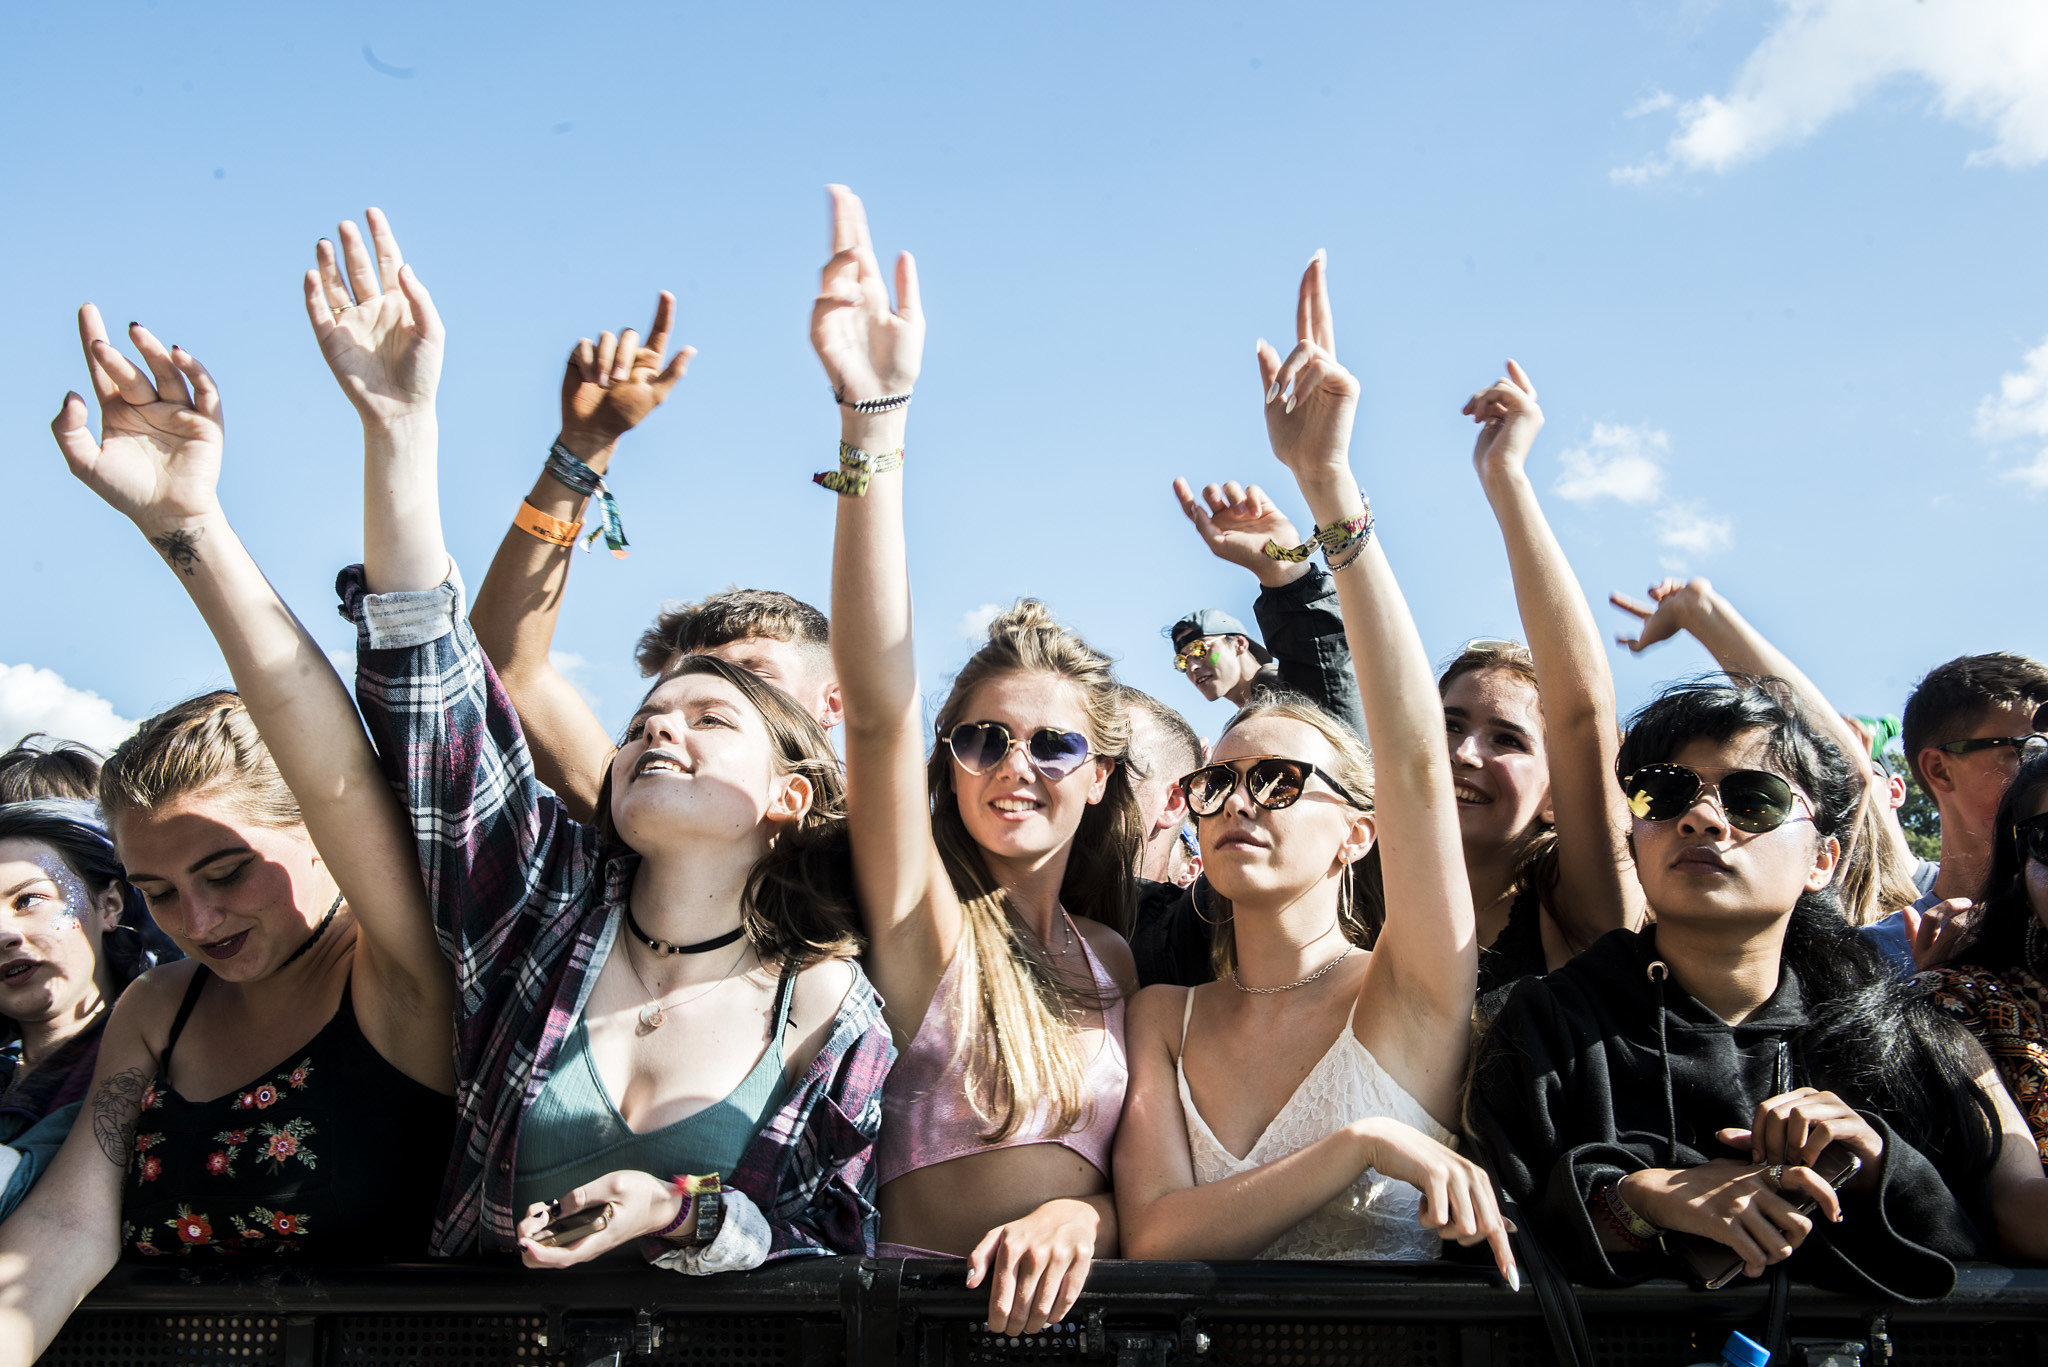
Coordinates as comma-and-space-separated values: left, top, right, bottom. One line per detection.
646, 291, 675, 358
76, 305, 121, 405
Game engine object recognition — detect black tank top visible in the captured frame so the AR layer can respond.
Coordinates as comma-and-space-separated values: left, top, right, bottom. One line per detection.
120, 967, 454, 1262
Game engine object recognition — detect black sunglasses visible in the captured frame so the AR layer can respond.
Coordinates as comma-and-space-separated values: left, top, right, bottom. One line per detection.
944, 721, 1096, 781
2018, 812, 2048, 867
1621, 763, 1806, 835
1178, 756, 1366, 818
1937, 734, 2048, 761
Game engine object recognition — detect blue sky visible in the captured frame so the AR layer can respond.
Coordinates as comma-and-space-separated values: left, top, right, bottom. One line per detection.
6, 0, 2048, 757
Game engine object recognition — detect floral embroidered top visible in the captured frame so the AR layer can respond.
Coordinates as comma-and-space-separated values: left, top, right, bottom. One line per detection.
120, 967, 454, 1261
1923, 963, 2048, 1164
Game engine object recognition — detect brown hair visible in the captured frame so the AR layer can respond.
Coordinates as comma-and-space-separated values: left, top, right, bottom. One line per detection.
634, 589, 831, 679
1901, 652, 2048, 792
98, 692, 302, 830
0, 733, 104, 804
594, 656, 861, 971
1437, 638, 1561, 906
1118, 686, 1203, 784
928, 600, 1141, 1141
1196, 694, 1382, 978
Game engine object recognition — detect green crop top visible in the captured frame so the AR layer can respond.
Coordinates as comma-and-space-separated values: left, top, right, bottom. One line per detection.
512, 966, 796, 1213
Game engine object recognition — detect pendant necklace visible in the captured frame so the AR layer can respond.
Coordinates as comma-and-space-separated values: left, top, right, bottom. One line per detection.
624, 932, 751, 1034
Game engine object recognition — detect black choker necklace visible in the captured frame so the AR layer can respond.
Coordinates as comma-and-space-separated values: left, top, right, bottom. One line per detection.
277, 891, 343, 971
624, 905, 746, 957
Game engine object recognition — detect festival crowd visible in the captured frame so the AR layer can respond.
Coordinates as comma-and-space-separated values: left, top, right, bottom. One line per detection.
2, 187, 2046, 1362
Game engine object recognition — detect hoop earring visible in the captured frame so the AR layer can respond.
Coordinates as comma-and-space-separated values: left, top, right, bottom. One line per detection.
1193, 884, 1232, 928
2026, 917, 2048, 975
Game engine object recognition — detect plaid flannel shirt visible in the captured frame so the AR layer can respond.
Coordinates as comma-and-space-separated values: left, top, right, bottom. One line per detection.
338, 564, 892, 1262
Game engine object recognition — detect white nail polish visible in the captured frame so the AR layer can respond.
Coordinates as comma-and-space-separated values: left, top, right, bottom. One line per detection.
1508, 1264, 1521, 1293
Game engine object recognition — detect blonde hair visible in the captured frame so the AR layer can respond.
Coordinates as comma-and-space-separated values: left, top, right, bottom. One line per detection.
99, 691, 302, 830
1836, 788, 1921, 926
927, 600, 1140, 1141
1199, 694, 1382, 978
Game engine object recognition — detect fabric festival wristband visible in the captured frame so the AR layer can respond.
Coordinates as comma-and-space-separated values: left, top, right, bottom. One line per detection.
1263, 508, 1373, 563
813, 441, 905, 497
660, 1174, 722, 1245
1323, 516, 1376, 571
1593, 1182, 1661, 1253
514, 500, 582, 548
544, 441, 630, 558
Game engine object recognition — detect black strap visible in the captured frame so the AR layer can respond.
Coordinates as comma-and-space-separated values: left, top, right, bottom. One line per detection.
158, 967, 212, 1072
1762, 1266, 1792, 1364
1505, 1196, 1596, 1367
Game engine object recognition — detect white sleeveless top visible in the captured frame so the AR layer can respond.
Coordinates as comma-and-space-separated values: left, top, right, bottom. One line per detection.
1176, 988, 1456, 1261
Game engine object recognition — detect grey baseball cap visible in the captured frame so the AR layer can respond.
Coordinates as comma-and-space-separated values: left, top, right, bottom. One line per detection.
1166, 609, 1272, 664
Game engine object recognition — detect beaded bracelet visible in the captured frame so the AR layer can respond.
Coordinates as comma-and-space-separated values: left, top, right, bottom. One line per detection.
813, 441, 905, 497
837, 389, 913, 414
544, 441, 629, 558
1263, 508, 1373, 564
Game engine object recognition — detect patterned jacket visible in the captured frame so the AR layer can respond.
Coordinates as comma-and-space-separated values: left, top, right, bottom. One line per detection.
338, 565, 893, 1264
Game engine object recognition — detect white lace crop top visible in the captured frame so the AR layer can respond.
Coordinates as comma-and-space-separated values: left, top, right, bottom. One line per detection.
1175, 988, 1456, 1261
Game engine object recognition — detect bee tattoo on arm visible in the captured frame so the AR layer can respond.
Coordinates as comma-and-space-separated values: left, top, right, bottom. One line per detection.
149, 528, 202, 577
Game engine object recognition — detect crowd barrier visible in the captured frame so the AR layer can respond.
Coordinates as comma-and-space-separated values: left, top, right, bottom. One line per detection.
40, 1257, 2048, 1367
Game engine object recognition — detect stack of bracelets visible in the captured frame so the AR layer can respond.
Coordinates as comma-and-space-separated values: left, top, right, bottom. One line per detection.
1262, 505, 1375, 571
1591, 1182, 1663, 1254
653, 1173, 724, 1246
512, 442, 633, 558
814, 440, 906, 497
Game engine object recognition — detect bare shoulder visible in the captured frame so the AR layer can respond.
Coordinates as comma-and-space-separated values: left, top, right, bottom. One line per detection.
1125, 983, 1193, 1055
106, 958, 204, 1054
1074, 916, 1139, 996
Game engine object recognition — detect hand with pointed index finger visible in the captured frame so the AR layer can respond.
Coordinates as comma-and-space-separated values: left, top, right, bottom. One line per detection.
1257, 251, 1359, 486
1608, 577, 1711, 653
558, 291, 697, 461
809, 185, 923, 409
1463, 360, 1544, 481
51, 305, 225, 560
301, 207, 444, 428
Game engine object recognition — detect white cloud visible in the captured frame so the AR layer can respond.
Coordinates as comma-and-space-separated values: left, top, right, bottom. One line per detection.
1976, 335, 2048, 489
1656, 503, 1735, 557
1627, 90, 1676, 118
0, 663, 139, 754
958, 604, 1002, 642
550, 651, 602, 706
1616, 0, 2048, 181
1554, 423, 1670, 505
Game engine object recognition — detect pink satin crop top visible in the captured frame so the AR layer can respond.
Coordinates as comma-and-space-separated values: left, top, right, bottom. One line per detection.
876, 912, 1127, 1185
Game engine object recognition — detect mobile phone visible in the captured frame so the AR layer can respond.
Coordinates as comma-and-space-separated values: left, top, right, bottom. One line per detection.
1674, 1146, 1863, 1290
535, 1201, 614, 1247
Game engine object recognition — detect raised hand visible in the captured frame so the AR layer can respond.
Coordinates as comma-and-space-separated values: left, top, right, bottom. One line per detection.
559, 291, 695, 458
1463, 361, 1544, 480
809, 185, 923, 406
1172, 477, 1309, 587
51, 306, 222, 567
1257, 251, 1359, 485
1609, 577, 1709, 653
302, 207, 444, 427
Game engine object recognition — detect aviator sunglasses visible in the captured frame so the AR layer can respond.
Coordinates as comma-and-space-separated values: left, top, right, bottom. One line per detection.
1620, 763, 1807, 835
1178, 756, 1367, 818
1172, 638, 1224, 673
2018, 811, 2048, 867
944, 721, 1096, 781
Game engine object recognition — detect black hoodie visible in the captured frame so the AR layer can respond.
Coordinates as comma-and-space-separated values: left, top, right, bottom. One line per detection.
1465, 927, 1987, 1302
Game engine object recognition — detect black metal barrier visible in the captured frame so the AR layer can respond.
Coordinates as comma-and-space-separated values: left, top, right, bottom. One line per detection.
38, 1258, 2048, 1367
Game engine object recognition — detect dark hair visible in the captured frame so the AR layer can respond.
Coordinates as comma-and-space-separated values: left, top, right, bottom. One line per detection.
1901, 652, 2048, 792
1620, 676, 1998, 1171
593, 656, 861, 971
634, 589, 831, 679
0, 801, 151, 1019
0, 734, 104, 804
1118, 687, 1202, 784
1949, 753, 2048, 975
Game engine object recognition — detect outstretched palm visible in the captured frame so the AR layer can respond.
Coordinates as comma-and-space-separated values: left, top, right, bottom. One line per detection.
52, 305, 223, 534
1172, 477, 1307, 579
809, 185, 923, 404
303, 207, 444, 425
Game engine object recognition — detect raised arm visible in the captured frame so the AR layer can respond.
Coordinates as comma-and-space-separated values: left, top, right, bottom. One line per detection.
470, 295, 694, 822
1169, 479, 1368, 740
1463, 364, 1644, 951
1256, 254, 1476, 1118
812, 187, 946, 1023
50, 305, 451, 1091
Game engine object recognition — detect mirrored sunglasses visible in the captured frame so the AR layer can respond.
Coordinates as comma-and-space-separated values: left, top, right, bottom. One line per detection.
1178, 756, 1366, 818
945, 720, 1095, 781
1620, 763, 1803, 835
1173, 638, 1223, 673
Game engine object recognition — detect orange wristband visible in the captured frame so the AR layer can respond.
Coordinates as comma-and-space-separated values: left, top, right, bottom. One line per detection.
514, 500, 582, 548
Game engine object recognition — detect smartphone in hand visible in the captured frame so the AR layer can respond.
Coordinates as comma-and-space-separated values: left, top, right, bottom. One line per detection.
1675, 1146, 1863, 1290
535, 1201, 614, 1247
